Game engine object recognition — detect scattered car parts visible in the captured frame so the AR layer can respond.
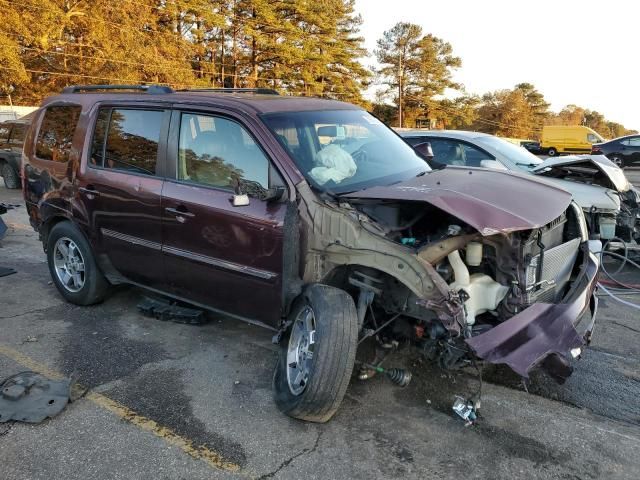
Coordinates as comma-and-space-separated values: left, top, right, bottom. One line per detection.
0, 372, 71, 423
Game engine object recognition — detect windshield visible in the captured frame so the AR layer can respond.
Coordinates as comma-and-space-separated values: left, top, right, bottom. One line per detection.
261, 110, 430, 193
475, 136, 543, 171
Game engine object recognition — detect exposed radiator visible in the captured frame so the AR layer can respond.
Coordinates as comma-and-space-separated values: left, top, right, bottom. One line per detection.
525, 237, 581, 304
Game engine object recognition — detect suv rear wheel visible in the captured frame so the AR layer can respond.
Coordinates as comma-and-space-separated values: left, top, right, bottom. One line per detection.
273, 284, 358, 423
547, 147, 558, 157
47, 221, 110, 305
1, 163, 19, 189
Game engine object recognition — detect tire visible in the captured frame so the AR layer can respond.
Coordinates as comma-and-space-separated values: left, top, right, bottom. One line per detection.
273, 284, 358, 423
611, 156, 624, 168
1, 162, 20, 189
46, 221, 110, 305
547, 147, 558, 157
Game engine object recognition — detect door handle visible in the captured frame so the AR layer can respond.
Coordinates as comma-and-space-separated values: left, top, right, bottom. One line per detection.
79, 186, 100, 198
165, 206, 195, 222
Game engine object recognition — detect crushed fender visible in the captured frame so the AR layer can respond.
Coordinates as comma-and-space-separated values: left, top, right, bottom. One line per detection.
0, 371, 71, 423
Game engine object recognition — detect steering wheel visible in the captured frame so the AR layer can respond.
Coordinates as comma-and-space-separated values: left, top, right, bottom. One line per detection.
351, 140, 384, 164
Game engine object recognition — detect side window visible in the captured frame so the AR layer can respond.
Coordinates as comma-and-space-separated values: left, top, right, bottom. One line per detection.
35, 106, 81, 162
627, 137, 640, 147
460, 143, 493, 167
9, 124, 26, 146
90, 108, 111, 167
429, 139, 466, 166
587, 133, 599, 143
102, 109, 163, 175
178, 113, 269, 190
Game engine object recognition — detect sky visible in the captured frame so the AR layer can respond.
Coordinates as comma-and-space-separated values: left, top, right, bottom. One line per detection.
356, 0, 638, 131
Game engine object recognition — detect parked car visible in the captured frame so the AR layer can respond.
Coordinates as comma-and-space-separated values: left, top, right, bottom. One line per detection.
0, 116, 30, 188
399, 130, 640, 243
592, 134, 640, 168
540, 125, 605, 156
24, 85, 598, 422
521, 140, 542, 154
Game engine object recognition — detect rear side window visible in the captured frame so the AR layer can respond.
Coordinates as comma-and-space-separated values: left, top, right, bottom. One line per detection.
36, 106, 81, 162
90, 108, 163, 175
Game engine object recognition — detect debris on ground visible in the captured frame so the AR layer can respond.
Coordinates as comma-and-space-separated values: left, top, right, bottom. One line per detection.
0, 371, 71, 423
137, 296, 207, 325
0, 203, 19, 241
0, 267, 16, 277
452, 396, 478, 426
357, 362, 412, 387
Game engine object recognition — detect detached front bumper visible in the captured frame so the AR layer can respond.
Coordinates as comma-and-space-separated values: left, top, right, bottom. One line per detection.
466, 245, 599, 382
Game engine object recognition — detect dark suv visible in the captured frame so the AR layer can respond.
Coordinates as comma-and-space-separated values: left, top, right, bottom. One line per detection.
23, 85, 599, 422
0, 117, 30, 188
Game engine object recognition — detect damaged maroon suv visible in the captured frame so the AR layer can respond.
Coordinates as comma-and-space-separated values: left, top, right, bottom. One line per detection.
23, 85, 599, 422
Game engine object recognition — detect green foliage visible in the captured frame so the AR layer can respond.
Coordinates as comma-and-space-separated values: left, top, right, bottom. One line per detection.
0, 0, 369, 104
375, 22, 461, 127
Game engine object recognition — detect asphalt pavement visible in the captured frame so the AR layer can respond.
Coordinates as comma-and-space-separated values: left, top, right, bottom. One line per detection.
1, 184, 639, 479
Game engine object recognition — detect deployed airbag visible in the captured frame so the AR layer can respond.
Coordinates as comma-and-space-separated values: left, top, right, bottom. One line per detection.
309, 144, 357, 185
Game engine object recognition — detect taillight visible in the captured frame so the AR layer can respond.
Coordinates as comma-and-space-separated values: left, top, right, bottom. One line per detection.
592, 145, 601, 154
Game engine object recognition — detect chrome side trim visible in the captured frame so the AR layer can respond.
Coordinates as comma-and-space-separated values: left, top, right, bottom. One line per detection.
101, 228, 162, 251
162, 245, 278, 281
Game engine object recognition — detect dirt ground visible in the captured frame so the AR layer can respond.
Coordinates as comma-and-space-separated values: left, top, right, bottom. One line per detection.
1, 184, 639, 479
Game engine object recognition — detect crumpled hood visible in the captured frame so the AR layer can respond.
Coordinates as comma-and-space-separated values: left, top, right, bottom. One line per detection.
344, 167, 573, 236
532, 154, 631, 193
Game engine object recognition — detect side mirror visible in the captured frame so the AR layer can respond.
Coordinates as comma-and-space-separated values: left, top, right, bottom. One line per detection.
480, 159, 508, 171
413, 142, 434, 161
233, 177, 286, 204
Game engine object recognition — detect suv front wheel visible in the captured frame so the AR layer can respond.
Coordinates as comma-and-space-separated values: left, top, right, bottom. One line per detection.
273, 284, 358, 423
46, 221, 110, 305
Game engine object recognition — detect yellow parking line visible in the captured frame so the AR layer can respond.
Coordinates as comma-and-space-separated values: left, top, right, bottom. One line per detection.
0, 344, 243, 475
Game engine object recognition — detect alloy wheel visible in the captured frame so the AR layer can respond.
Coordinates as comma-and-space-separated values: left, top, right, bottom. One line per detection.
286, 306, 316, 395
53, 237, 86, 293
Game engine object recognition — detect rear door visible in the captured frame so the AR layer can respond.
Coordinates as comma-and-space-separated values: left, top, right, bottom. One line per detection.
161, 108, 287, 325
79, 104, 170, 289
622, 137, 640, 166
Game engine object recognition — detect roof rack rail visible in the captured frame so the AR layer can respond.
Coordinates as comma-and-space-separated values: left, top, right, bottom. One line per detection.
62, 84, 174, 94
183, 88, 279, 95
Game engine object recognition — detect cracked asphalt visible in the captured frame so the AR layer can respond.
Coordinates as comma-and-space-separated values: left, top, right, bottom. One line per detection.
1, 184, 640, 479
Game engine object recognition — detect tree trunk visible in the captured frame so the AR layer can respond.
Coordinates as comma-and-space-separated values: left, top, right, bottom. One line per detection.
398, 54, 403, 128
220, 27, 225, 87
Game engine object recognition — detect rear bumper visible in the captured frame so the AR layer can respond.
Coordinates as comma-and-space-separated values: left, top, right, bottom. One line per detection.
466, 246, 599, 382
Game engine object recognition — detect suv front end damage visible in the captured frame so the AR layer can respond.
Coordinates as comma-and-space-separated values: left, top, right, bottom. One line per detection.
300, 167, 598, 383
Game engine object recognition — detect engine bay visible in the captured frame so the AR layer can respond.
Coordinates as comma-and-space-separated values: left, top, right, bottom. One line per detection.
344, 199, 586, 370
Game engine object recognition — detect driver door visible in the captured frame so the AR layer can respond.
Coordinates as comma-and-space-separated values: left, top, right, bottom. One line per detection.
161, 109, 288, 325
